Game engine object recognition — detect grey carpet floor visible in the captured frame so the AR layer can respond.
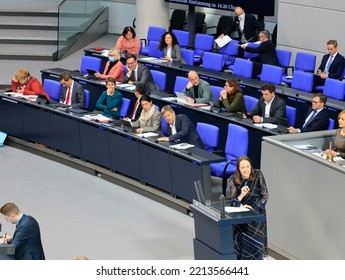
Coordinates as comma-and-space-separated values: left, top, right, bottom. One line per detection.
0, 145, 195, 260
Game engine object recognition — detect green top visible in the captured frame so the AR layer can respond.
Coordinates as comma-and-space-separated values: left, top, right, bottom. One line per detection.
218, 91, 246, 113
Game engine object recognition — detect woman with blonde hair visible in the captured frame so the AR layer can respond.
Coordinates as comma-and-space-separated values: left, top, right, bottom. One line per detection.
11, 68, 49, 99
94, 48, 124, 82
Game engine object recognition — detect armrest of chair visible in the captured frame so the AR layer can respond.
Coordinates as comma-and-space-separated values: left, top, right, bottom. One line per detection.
212, 149, 225, 157
222, 159, 235, 176
284, 66, 294, 76
204, 25, 216, 35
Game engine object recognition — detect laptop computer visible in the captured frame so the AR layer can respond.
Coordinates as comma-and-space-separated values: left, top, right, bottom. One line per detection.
276, 116, 289, 133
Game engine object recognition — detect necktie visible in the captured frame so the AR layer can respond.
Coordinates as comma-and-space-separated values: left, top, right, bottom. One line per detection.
324, 55, 334, 74
131, 99, 139, 119
303, 110, 317, 128
65, 87, 71, 105
130, 70, 136, 82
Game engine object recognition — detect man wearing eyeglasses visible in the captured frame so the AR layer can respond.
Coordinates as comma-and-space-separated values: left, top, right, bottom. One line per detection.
122, 53, 159, 91
288, 92, 329, 133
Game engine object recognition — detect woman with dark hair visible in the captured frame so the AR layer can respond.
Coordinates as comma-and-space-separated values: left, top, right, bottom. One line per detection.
131, 94, 161, 134
218, 78, 246, 113
95, 77, 123, 119
228, 156, 269, 260
158, 31, 185, 63
115, 26, 140, 55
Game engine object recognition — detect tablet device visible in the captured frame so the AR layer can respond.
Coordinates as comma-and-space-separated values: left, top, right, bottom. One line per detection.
86, 68, 98, 79
36, 93, 50, 105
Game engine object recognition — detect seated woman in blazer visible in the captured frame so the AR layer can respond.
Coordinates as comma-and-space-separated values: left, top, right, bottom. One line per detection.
131, 94, 162, 134
94, 48, 124, 82
95, 77, 123, 119
158, 31, 185, 64
218, 78, 246, 113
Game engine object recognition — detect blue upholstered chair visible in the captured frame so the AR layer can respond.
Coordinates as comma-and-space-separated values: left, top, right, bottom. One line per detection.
322, 78, 345, 100
84, 89, 90, 110
210, 124, 249, 196
202, 52, 224, 71
196, 122, 219, 152
193, 33, 214, 65
243, 43, 259, 59
173, 76, 189, 93
172, 29, 190, 48
291, 71, 314, 92
119, 97, 131, 118
282, 52, 316, 85
43, 79, 62, 101
218, 39, 239, 68
181, 48, 194, 66
161, 116, 168, 136
140, 26, 166, 55
147, 41, 164, 58
286, 105, 296, 127
243, 95, 258, 113
328, 118, 335, 130
232, 58, 253, 78
260, 64, 284, 85
79, 55, 102, 74
276, 49, 292, 69
150, 69, 167, 91
210, 85, 223, 101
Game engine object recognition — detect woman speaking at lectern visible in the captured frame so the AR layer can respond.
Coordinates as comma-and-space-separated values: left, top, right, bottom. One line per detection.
228, 156, 269, 260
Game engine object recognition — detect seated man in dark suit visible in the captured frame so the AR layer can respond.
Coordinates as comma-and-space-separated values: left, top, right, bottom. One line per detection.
122, 53, 159, 92
0, 202, 45, 260
314, 40, 345, 87
128, 83, 146, 121
240, 30, 279, 78
245, 83, 286, 124
157, 105, 204, 149
59, 70, 85, 108
288, 93, 329, 133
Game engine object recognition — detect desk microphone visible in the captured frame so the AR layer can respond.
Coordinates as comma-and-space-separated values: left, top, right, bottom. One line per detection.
219, 194, 226, 219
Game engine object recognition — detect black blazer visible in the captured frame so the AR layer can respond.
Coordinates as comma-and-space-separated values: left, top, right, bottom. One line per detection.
300, 107, 329, 132
123, 63, 159, 92
318, 53, 345, 79
245, 40, 279, 66
250, 95, 286, 124
167, 114, 204, 149
224, 13, 264, 43
129, 98, 143, 121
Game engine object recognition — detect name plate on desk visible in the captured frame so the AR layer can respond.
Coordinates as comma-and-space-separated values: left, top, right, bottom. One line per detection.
192, 200, 220, 220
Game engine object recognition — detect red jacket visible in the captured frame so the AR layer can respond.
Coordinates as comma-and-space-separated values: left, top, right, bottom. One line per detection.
12, 76, 50, 99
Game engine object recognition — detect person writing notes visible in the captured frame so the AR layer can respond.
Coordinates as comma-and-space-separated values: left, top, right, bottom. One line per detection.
0, 202, 45, 260
157, 105, 204, 149
325, 110, 345, 158
115, 26, 140, 55
228, 156, 269, 260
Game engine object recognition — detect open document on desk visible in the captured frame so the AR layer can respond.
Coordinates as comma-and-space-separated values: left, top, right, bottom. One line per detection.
136, 132, 159, 138
225, 206, 250, 213
81, 114, 113, 123
253, 123, 277, 129
2, 92, 38, 101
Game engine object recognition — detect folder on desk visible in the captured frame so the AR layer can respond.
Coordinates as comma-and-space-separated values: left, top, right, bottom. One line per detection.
0, 131, 7, 146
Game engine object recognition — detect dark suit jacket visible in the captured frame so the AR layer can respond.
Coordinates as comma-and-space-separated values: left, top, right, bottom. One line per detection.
300, 107, 329, 132
224, 13, 264, 43
167, 114, 204, 149
318, 53, 345, 79
250, 95, 286, 124
245, 40, 279, 66
59, 81, 85, 108
130, 98, 143, 121
10, 214, 45, 260
122, 63, 159, 91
